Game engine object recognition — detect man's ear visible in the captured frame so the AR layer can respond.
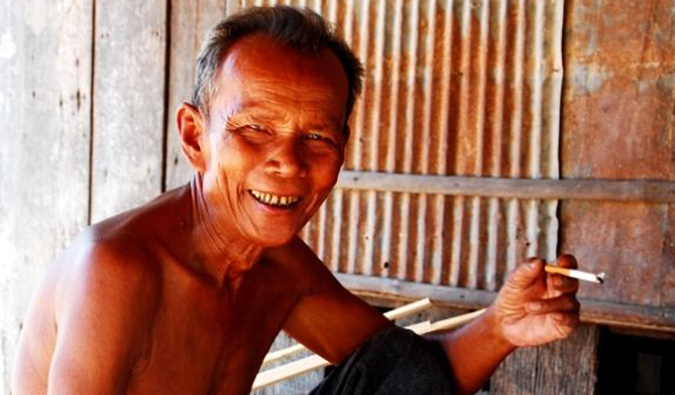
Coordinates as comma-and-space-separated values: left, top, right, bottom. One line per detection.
176, 102, 207, 173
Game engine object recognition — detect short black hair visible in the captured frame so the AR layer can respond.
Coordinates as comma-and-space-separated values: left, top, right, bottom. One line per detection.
192, 5, 363, 125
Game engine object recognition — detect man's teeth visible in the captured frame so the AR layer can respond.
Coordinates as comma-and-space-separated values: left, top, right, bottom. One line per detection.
250, 190, 300, 207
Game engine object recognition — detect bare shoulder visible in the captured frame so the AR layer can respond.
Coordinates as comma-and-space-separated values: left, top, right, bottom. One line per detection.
262, 236, 340, 295
12, 218, 163, 393
52, 189, 187, 338
55, 224, 163, 320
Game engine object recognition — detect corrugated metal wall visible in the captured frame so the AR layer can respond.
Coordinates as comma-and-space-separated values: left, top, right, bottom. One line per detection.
231, 0, 563, 292
4, 0, 674, 393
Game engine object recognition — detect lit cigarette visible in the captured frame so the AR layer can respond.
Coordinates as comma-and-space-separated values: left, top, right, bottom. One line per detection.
544, 265, 605, 284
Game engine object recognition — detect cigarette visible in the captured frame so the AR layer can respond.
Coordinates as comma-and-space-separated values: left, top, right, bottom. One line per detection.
544, 264, 605, 284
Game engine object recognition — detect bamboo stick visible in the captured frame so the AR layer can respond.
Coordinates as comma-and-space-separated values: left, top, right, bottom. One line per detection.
252, 309, 483, 390
383, 297, 433, 319
426, 309, 486, 332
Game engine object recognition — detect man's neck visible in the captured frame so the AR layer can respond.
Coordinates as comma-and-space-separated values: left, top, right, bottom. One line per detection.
187, 175, 264, 288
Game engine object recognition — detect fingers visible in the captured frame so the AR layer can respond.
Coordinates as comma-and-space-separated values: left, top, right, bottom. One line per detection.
555, 254, 578, 269
547, 254, 580, 297
549, 274, 579, 293
526, 294, 580, 315
549, 312, 580, 338
507, 258, 545, 289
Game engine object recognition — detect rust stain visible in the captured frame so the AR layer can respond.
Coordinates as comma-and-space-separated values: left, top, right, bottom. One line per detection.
235, 0, 563, 292
298, 0, 562, 290
562, 0, 675, 314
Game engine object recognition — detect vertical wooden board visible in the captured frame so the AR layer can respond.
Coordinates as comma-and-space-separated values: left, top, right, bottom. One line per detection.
560, 0, 675, 312
490, 325, 600, 395
165, 0, 226, 190
0, 0, 92, 391
91, 0, 167, 222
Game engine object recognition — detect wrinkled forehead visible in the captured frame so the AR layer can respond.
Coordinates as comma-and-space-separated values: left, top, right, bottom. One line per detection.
214, 33, 350, 114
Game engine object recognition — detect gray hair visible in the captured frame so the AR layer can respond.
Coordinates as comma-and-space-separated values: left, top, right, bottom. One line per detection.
191, 5, 364, 128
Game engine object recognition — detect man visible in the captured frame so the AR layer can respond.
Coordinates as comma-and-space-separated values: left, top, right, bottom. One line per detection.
12, 6, 580, 394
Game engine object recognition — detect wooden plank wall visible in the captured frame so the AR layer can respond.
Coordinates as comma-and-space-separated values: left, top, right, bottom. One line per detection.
90, 0, 168, 222
0, 0, 93, 391
165, 0, 226, 189
1, 0, 672, 394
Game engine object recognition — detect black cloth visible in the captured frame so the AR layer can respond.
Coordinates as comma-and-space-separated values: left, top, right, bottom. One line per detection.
310, 326, 454, 395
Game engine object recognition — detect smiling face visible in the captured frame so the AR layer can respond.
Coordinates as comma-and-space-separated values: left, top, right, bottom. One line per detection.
192, 34, 349, 246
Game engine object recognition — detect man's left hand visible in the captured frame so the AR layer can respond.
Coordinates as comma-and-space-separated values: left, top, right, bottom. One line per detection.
489, 255, 581, 347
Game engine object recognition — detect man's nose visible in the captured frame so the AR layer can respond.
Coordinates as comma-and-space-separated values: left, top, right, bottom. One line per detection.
264, 137, 308, 178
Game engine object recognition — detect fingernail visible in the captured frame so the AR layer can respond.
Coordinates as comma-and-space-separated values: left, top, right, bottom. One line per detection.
528, 302, 541, 311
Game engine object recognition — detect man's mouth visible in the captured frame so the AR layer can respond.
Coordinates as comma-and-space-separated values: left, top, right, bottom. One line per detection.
248, 189, 301, 208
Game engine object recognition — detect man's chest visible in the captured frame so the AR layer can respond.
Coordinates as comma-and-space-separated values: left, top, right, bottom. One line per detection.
127, 264, 299, 394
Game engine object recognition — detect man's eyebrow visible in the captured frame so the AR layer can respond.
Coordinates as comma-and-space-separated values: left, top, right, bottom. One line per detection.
304, 120, 343, 133
225, 100, 345, 131
228, 100, 282, 117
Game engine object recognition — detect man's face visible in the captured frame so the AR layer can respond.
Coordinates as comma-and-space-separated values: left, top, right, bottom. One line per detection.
199, 33, 349, 246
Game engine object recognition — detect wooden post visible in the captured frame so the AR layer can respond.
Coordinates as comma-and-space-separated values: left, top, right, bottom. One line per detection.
165, 0, 227, 190
490, 325, 600, 394
90, 0, 167, 222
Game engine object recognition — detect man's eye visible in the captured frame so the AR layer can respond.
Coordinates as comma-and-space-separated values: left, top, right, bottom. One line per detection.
305, 133, 324, 140
247, 124, 266, 132
305, 133, 338, 144
304, 133, 341, 149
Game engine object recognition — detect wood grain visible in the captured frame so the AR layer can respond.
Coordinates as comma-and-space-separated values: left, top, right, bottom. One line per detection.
491, 325, 600, 395
164, 0, 226, 190
90, 0, 167, 222
337, 171, 675, 203
0, 0, 93, 391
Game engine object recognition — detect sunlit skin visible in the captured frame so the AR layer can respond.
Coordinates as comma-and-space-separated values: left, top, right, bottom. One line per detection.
12, 33, 580, 395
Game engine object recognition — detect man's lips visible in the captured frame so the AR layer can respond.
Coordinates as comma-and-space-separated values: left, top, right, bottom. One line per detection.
248, 189, 302, 208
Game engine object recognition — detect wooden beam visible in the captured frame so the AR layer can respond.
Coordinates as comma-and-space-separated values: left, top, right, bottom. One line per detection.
336, 171, 675, 203
335, 273, 675, 332
335, 273, 495, 309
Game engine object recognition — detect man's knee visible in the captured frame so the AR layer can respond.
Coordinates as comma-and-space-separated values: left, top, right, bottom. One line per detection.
311, 326, 453, 395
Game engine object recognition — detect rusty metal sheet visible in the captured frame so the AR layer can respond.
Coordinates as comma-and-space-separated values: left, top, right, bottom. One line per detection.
561, 0, 675, 317
228, 0, 565, 390
230, 0, 564, 291
227, 0, 675, 329
244, 0, 565, 293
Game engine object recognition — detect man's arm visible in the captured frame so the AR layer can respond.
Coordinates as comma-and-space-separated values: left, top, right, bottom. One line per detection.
432, 256, 580, 395
275, 238, 392, 364
278, 239, 579, 393
46, 240, 160, 394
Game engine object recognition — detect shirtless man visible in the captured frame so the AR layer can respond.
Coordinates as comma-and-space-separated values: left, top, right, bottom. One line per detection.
12, 6, 580, 394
